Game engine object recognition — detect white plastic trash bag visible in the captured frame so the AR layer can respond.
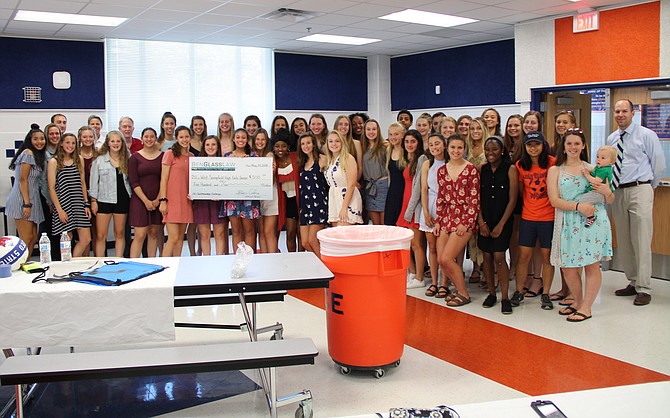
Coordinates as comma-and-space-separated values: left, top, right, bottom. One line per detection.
317, 225, 413, 257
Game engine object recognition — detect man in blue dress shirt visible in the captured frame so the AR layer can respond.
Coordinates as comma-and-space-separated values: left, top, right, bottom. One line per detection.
607, 99, 666, 306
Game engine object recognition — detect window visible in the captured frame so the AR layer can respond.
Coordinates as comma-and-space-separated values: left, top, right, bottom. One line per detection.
106, 39, 273, 135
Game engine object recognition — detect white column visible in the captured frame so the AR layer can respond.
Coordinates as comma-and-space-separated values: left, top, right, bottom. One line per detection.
514, 20, 556, 104
367, 55, 393, 129
661, 0, 670, 77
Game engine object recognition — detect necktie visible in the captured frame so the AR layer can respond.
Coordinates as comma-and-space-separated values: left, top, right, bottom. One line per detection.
612, 131, 625, 189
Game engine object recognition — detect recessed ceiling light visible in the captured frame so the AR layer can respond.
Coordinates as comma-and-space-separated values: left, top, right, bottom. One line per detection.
379, 9, 477, 28
14, 10, 127, 27
297, 34, 380, 46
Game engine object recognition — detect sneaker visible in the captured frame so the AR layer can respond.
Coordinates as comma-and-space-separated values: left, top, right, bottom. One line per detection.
482, 294, 497, 308
585, 215, 596, 228
510, 291, 524, 307
407, 272, 416, 282
541, 294, 554, 310
501, 299, 513, 314
407, 277, 426, 289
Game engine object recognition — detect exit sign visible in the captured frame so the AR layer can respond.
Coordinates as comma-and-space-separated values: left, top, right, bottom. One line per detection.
573, 11, 599, 33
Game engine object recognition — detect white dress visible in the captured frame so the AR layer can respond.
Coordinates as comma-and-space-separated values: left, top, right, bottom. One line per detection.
325, 156, 363, 224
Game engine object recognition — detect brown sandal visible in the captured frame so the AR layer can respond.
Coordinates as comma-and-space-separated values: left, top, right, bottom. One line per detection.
425, 284, 438, 297
435, 286, 450, 298
446, 292, 471, 307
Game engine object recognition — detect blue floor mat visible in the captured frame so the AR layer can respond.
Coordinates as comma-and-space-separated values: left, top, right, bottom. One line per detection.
1, 370, 260, 417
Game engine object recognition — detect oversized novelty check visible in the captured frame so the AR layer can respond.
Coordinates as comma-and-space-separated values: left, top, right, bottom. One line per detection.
189, 156, 273, 200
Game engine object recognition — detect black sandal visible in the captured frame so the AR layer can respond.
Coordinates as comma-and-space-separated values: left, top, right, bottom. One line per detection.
425, 284, 438, 297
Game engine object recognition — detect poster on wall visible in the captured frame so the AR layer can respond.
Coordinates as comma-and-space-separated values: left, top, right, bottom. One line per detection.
641, 104, 670, 140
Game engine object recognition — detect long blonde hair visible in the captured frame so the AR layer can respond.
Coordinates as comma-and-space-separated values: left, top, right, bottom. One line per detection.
467, 117, 490, 153
99, 130, 129, 175
326, 130, 353, 173
386, 122, 408, 170
333, 115, 357, 160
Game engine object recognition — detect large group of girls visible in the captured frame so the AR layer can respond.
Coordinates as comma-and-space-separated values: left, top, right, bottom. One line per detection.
6, 108, 614, 321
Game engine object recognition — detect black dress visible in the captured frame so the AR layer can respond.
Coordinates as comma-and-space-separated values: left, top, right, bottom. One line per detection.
384, 158, 404, 226
478, 160, 514, 253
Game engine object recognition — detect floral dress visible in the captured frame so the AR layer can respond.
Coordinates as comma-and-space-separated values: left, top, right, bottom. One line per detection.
550, 164, 612, 268
435, 162, 480, 233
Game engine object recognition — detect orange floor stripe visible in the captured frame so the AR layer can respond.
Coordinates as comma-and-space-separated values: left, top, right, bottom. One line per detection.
289, 289, 669, 395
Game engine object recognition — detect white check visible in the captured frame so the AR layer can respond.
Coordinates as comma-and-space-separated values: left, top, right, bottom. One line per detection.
189, 156, 273, 200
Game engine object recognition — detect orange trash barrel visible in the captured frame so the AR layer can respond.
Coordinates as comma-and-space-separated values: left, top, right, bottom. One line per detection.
317, 225, 413, 373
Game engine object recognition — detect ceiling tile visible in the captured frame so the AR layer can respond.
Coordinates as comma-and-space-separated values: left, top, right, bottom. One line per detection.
280, 21, 338, 34
152, 0, 223, 13
418, 0, 486, 14
187, 14, 246, 26
89, 0, 156, 6
16, 0, 84, 13
209, 2, 278, 18
490, 11, 544, 24
136, 9, 199, 22
459, 5, 518, 20
347, 18, 407, 31
302, 13, 368, 26
79, 4, 145, 18
0, 0, 643, 57
335, 3, 402, 18
285, 0, 360, 14
233, 18, 295, 30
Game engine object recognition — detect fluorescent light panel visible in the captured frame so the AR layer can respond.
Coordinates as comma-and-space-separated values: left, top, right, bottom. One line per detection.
297, 34, 380, 46
379, 9, 477, 28
14, 10, 127, 27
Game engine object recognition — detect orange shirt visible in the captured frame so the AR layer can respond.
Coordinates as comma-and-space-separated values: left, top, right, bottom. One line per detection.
516, 155, 555, 221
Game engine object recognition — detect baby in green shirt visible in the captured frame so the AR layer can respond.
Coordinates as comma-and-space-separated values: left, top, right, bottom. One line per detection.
581, 145, 616, 227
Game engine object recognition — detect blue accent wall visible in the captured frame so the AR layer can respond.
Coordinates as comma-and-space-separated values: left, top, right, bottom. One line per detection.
274, 52, 367, 111
390, 40, 515, 110
0, 37, 105, 110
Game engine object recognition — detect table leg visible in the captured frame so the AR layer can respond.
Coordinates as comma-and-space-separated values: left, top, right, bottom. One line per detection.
237, 293, 256, 342
15, 385, 23, 418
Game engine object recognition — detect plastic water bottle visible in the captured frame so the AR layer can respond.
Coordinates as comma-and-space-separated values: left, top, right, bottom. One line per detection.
60, 231, 72, 262
231, 241, 254, 279
39, 233, 51, 264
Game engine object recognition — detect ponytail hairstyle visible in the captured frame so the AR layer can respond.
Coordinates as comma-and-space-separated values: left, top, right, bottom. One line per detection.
158, 111, 176, 142
10, 123, 46, 170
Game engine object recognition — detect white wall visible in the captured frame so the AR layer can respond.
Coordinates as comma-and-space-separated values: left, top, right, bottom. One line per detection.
514, 20, 556, 110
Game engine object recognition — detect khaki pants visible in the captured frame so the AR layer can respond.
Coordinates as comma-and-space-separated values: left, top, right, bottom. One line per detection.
611, 184, 654, 293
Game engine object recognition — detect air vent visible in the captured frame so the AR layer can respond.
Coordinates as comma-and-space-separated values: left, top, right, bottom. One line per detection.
260, 8, 321, 22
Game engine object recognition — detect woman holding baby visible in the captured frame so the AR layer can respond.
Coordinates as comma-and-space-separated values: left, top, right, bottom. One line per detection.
547, 128, 615, 322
